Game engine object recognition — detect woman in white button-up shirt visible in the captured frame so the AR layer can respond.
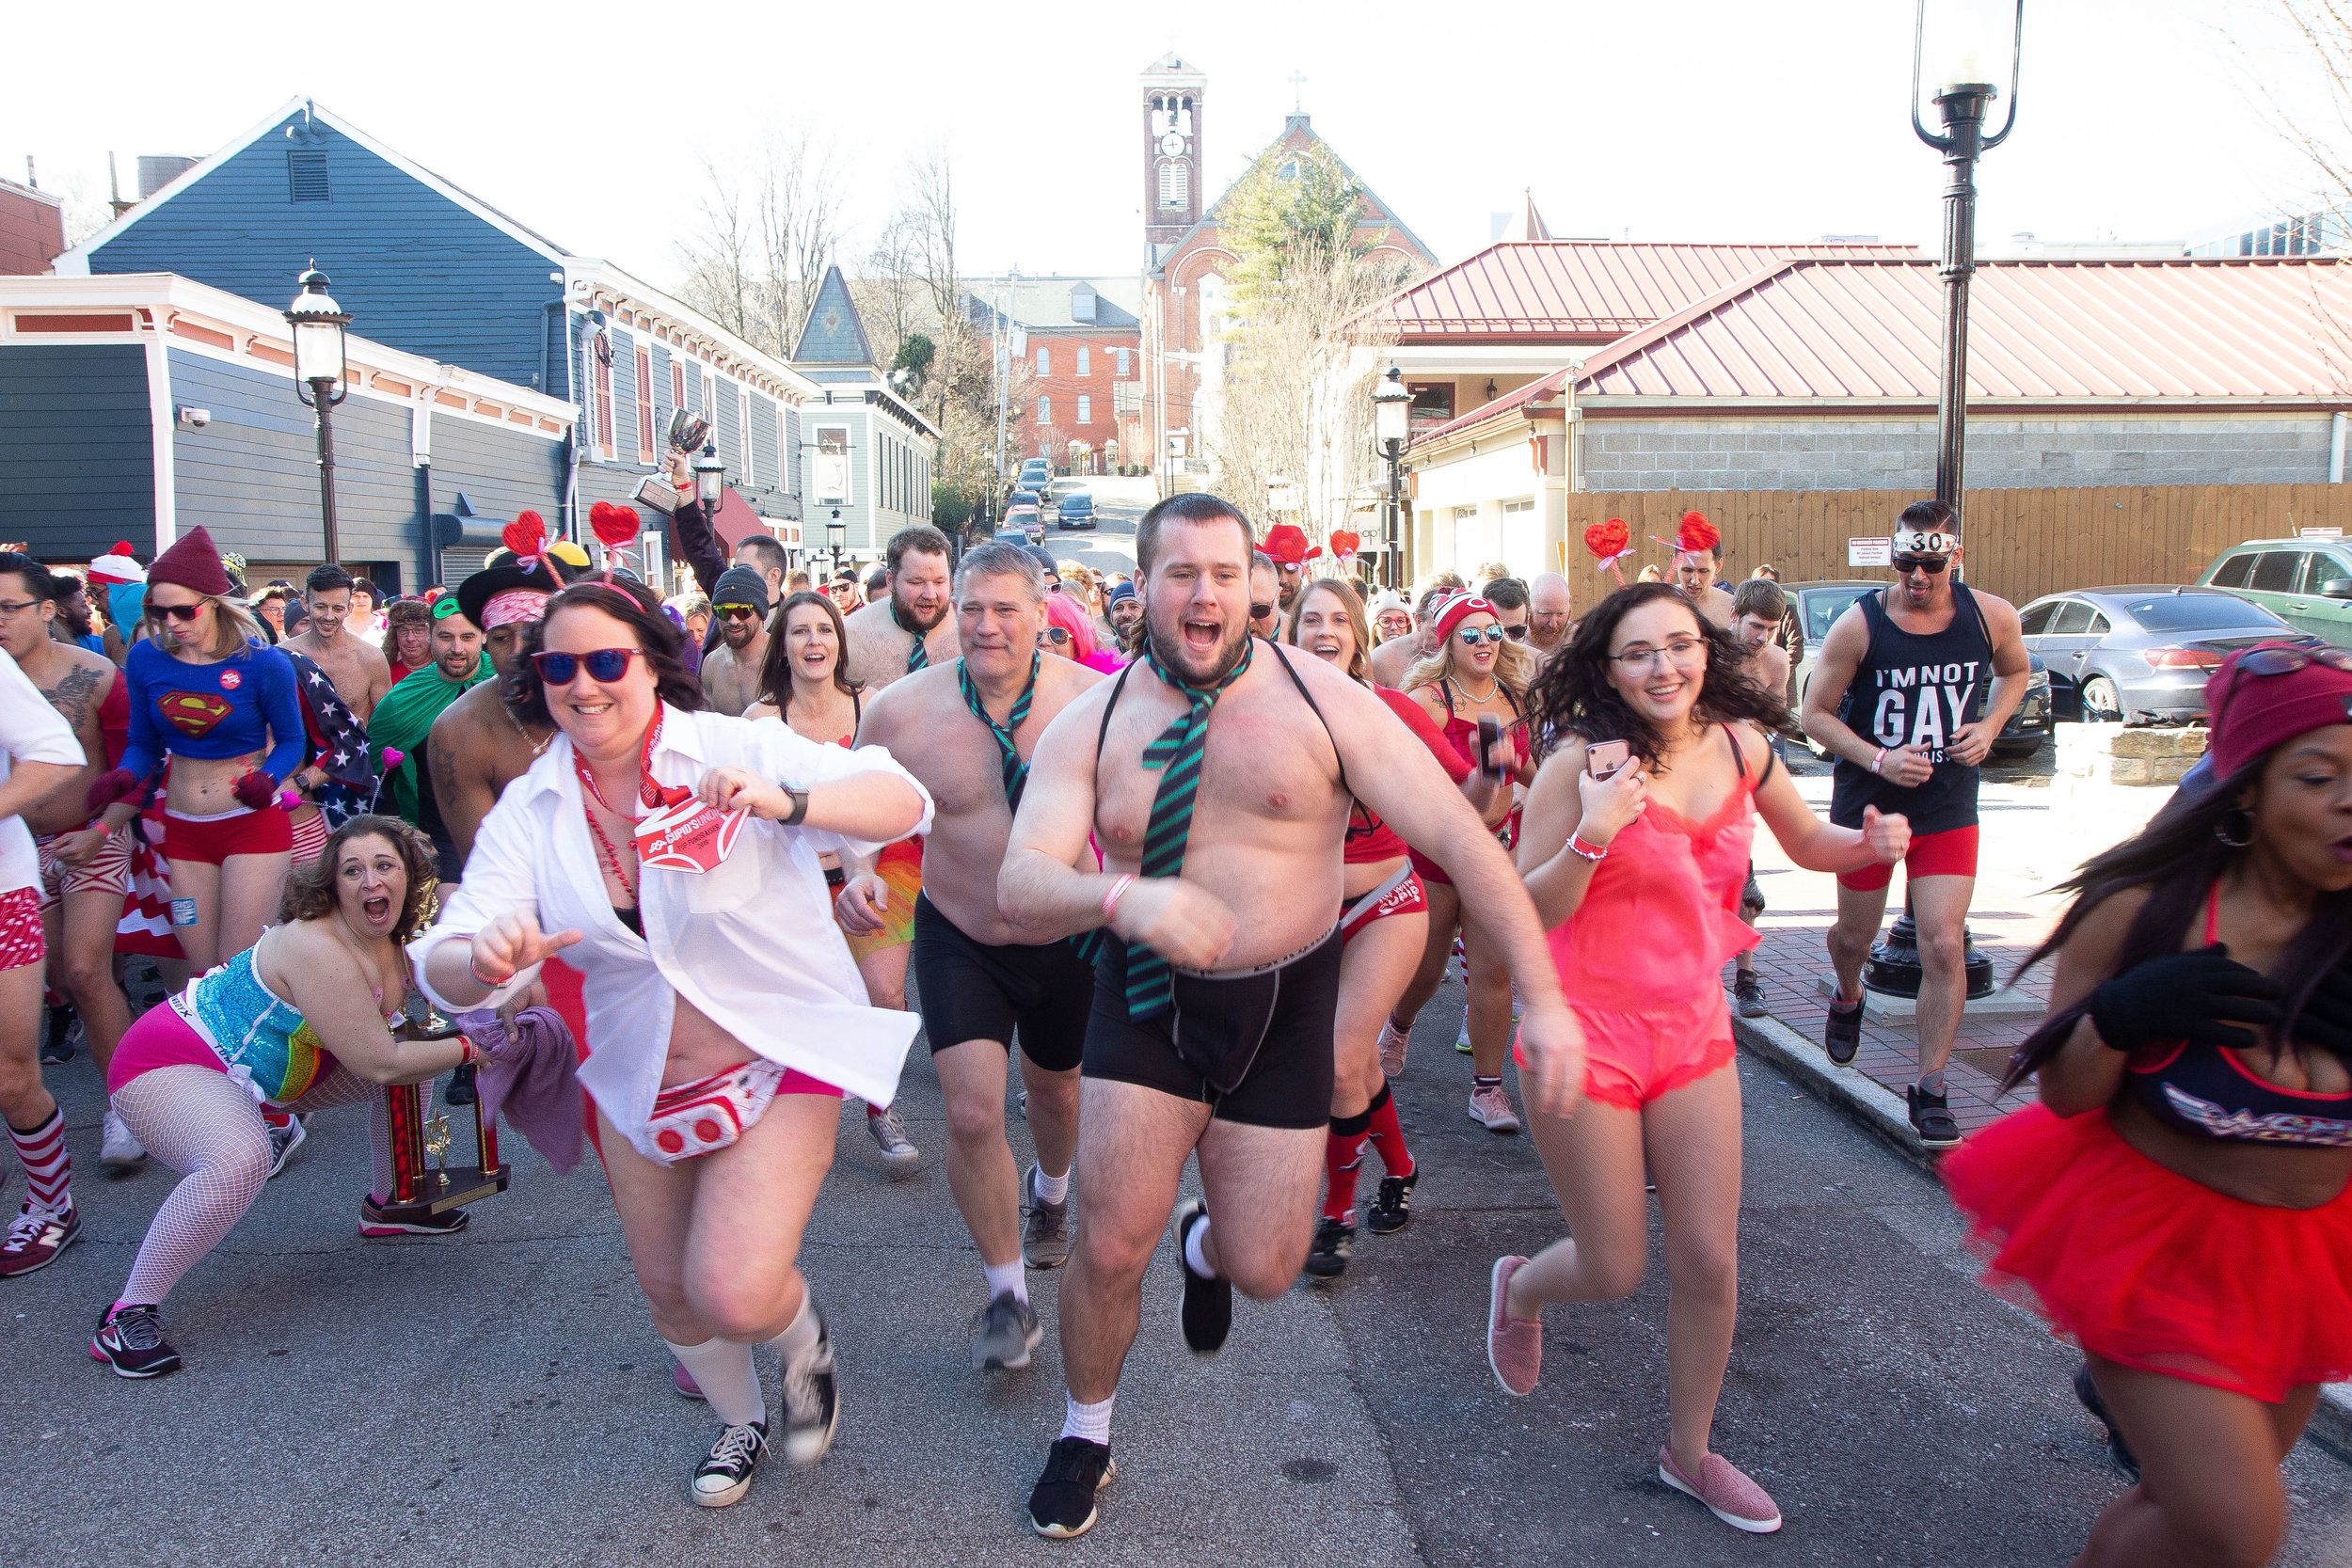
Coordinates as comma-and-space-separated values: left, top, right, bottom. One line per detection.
413, 581, 931, 1506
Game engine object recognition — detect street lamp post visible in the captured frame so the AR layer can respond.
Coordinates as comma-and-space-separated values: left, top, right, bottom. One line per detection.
285, 267, 351, 567
1372, 366, 1411, 591
826, 509, 847, 580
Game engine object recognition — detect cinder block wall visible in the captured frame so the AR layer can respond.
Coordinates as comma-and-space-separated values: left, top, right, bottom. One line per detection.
1581, 415, 2335, 492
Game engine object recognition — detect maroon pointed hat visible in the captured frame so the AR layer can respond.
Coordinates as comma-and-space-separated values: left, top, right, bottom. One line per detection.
146, 526, 234, 597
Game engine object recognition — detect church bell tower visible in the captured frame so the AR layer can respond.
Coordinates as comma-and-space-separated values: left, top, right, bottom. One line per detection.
1140, 53, 1207, 259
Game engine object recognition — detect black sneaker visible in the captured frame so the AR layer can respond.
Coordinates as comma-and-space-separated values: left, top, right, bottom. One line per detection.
1733, 971, 1769, 1020
690, 1420, 768, 1508
1168, 1198, 1232, 1356
264, 1115, 307, 1179
1366, 1169, 1418, 1236
1824, 997, 1863, 1066
2073, 1362, 2140, 1484
358, 1197, 470, 1238
40, 1004, 75, 1065
778, 1310, 839, 1465
1027, 1436, 1117, 1540
1303, 1217, 1354, 1280
442, 1061, 477, 1106
1908, 1085, 1963, 1149
90, 1302, 181, 1378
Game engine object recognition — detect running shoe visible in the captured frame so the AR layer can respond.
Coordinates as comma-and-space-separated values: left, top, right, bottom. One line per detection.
1468, 1082, 1521, 1134
1454, 1016, 1473, 1054
1732, 971, 1769, 1020
1303, 1216, 1354, 1280
0, 1202, 79, 1278
1377, 1017, 1410, 1078
778, 1309, 839, 1465
1487, 1255, 1541, 1396
358, 1198, 470, 1238
1366, 1169, 1417, 1236
1823, 997, 1863, 1066
264, 1114, 307, 1179
1907, 1085, 1963, 1149
1168, 1198, 1232, 1357
442, 1060, 478, 1106
690, 1420, 768, 1508
866, 1105, 919, 1174
1022, 1164, 1071, 1270
675, 1362, 707, 1401
972, 1290, 1043, 1370
2073, 1362, 2140, 1484
40, 1003, 76, 1065
100, 1110, 147, 1173
89, 1302, 180, 1379
1658, 1445, 1783, 1533
1027, 1436, 1117, 1540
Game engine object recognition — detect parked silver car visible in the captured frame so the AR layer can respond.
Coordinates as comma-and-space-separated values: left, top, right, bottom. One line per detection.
1783, 580, 2052, 759
2015, 585, 2311, 723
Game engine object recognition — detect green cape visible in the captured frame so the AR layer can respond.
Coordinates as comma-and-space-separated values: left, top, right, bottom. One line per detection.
366, 655, 494, 826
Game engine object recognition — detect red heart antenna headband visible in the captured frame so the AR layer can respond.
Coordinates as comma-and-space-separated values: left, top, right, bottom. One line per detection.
1583, 518, 1635, 586
588, 502, 644, 580
501, 512, 548, 574
1649, 509, 1722, 562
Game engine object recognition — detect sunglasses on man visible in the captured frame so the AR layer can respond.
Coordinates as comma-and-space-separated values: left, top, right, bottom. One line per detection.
1892, 555, 1949, 576
1249, 602, 1276, 622
716, 605, 761, 623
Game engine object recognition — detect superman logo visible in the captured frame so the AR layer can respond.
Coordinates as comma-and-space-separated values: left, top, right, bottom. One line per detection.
161, 691, 232, 738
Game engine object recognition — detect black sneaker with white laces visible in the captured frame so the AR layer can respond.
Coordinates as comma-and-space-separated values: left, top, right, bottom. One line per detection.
90, 1302, 181, 1378
690, 1420, 768, 1507
1303, 1216, 1354, 1280
1908, 1085, 1963, 1149
1824, 997, 1863, 1066
778, 1310, 839, 1465
1027, 1436, 1117, 1540
40, 1003, 75, 1065
1733, 970, 1769, 1019
1366, 1169, 1418, 1236
1168, 1198, 1231, 1356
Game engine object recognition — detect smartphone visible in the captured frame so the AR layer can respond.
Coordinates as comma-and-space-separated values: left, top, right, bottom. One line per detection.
1585, 739, 1630, 781
1477, 715, 1505, 782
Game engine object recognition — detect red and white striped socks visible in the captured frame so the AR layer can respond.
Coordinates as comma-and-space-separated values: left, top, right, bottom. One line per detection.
8, 1107, 72, 1216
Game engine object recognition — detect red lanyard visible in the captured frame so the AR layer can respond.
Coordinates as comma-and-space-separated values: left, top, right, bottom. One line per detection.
574, 707, 690, 817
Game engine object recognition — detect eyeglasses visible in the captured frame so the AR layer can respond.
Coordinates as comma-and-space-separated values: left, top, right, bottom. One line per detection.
1606, 637, 1709, 672
1892, 556, 1949, 575
530, 647, 644, 684
0, 598, 41, 617
1456, 626, 1508, 646
2237, 646, 2352, 676
1499, 624, 1530, 641
1038, 626, 1072, 645
716, 605, 761, 623
146, 600, 205, 624
1250, 603, 1276, 621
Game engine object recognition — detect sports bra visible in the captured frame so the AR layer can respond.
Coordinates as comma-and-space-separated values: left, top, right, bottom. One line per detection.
2127, 887, 2352, 1148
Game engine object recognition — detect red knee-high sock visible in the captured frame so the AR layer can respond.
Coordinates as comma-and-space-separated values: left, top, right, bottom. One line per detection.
1322, 1110, 1371, 1224
1362, 1079, 1414, 1180
8, 1107, 72, 1214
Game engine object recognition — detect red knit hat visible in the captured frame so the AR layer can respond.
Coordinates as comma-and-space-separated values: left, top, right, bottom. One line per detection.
2204, 641, 2352, 783
145, 526, 233, 597
1431, 594, 1498, 643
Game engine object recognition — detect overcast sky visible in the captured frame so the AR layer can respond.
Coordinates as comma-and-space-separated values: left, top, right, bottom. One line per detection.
7, 0, 2344, 296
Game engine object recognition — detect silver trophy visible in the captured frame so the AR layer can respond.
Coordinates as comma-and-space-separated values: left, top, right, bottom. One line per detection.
633, 409, 718, 515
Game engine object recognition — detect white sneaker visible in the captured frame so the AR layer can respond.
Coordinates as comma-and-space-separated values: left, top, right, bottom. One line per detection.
101, 1111, 146, 1172
1468, 1083, 1521, 1134
1377, 1018, 1410, 1078
866, 1105, 919, 1174
264, 1115, 307, 1179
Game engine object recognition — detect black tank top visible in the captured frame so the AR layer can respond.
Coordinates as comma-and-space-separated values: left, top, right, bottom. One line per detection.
1829, 582, 1993, 836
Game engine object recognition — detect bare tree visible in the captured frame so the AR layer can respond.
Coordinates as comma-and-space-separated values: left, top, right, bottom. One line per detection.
676, 155, 755, 341
674, 130, 847, 359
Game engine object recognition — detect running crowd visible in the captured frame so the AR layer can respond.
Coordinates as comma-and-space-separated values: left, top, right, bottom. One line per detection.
1, 488, 2345, 1565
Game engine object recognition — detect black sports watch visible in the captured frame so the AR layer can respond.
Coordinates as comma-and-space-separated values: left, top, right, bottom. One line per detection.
781, 786, 809, 826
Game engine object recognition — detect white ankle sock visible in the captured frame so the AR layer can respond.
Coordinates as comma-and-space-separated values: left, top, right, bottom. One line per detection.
665, 1338, 764, 1427
767, 1291, 822, 1366
1031, 1164, 1070, 1206
984, 1257, 1027, 1305
1060, 1392, 1115, 1446
1183, 1214, 1215, 1278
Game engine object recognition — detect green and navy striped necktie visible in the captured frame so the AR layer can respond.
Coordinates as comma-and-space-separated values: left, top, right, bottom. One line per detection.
959, 652, 1039, 810
893, 603, 929, 673
1124, 637, 1256, 1020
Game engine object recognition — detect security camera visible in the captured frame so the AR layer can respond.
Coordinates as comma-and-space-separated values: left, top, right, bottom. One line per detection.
175, 406, 211, 429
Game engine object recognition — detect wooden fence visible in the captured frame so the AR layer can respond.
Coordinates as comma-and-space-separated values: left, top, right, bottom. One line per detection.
1564, 484, 2352, 608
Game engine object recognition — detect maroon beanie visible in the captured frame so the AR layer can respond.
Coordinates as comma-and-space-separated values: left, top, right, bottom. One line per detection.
2205, 641, 2352, 782
145, 526, 233, 598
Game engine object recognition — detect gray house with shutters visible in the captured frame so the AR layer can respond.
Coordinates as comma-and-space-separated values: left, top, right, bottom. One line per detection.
790, 266, 940, 566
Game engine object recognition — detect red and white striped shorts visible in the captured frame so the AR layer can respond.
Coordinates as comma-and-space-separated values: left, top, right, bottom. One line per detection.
0, 887, 45, 971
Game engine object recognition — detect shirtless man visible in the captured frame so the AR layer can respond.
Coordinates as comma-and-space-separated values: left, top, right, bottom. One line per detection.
428, 561, 561, 868
1527, 572, 1574, 658
0, 554, 141, 1170
1367, 582, 1458, 689
837, 543, 1102, 1373
1247, 555, 1281, 641
285, 564, 392, 721
1727, 575, 1792, 1020
696, 566, 771, 718
998, 492, 1583, 1541
1670, 516, 1738, 630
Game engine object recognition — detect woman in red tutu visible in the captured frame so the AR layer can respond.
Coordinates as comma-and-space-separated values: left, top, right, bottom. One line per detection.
1945, 641, 2352, 1567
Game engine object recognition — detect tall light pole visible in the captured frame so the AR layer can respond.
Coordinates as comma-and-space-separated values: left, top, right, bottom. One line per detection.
1372, 366, 1411, 591
285, 267, 351, 567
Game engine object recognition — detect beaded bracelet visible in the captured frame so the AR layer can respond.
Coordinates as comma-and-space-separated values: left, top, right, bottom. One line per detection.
1566, 833, 1610, 863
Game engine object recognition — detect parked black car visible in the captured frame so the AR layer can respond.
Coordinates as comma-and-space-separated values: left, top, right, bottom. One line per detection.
1057, 493, 1097, 531
2016, 585, 2313, 723
1783, 579, 2053, 760
1008, 487, 1044, 512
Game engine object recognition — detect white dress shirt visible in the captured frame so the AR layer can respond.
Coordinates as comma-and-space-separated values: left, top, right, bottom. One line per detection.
411, 703, 934, 1162
0, 647, 87, 897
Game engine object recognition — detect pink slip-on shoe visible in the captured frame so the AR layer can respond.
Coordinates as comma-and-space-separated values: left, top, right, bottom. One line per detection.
1487, 1256, 1542, 1396
1658, 1446, 1783, 1533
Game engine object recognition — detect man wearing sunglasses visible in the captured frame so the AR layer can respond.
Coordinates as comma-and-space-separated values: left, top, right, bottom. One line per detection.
1800, 500, 2029, 1149
698, 567, 771, 719
1248, 553, 1282, 641
1485, 577, 1534, 644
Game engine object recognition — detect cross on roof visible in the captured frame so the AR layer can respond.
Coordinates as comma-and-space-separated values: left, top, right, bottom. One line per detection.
1288, 70, 1307, 112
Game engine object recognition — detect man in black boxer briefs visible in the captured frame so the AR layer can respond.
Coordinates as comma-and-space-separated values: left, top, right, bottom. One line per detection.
1801, 499, 2028, 1148
997, 492, 1581, 1541
838, 543, 1103, 1373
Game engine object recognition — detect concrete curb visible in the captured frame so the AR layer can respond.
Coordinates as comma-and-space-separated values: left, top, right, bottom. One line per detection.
1729, 1002, 2352, 1458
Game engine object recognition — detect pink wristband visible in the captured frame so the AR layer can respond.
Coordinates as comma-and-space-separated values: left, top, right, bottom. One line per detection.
1102, 874, 1137, 923
469, 952, 514, 989
1869, 747, 1886, 775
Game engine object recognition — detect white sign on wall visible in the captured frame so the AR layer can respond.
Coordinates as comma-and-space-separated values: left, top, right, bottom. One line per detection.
2299, 526, 2344, 539
1848, 536, 1893, 566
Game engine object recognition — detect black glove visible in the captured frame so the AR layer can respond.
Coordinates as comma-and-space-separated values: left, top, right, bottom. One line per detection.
2087, 944, 2282, 1054
2292, 958, 2352, 1062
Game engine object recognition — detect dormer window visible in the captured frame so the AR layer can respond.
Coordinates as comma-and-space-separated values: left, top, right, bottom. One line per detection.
1072, 283, 1098, 324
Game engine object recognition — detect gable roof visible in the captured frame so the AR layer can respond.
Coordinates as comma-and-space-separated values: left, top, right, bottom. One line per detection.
964, 275, 1144, 334
1152, 114, 1437, 277
1410, 255, 2352, 447
1352, 240, 1924, 343
792, 264, 876, 366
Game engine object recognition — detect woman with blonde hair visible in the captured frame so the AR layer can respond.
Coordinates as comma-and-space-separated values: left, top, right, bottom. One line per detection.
1390, 593, 1541, 1133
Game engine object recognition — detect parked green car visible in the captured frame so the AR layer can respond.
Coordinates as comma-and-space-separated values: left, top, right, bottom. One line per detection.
2197, 537, 2352, 646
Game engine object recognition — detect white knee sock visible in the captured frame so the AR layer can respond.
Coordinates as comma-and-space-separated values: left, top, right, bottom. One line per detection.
665, 1338, 764, 1427
1060, 1392, 1114, 1446
984, 1257, 1027, 1305
768, 1290, 822, 1367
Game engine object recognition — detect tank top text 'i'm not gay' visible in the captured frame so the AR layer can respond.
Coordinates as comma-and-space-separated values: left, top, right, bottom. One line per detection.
1829, 581, 1994, 836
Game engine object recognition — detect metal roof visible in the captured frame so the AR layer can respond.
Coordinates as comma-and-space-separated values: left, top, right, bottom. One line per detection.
1356, 241, 1923, 341
1408, 256, 2352, 448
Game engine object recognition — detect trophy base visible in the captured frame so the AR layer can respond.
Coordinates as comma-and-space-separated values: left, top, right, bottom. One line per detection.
375, 1165, 509, 1223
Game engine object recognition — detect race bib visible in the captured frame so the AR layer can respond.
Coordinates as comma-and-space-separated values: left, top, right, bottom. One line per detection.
634, 799, 747, 874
